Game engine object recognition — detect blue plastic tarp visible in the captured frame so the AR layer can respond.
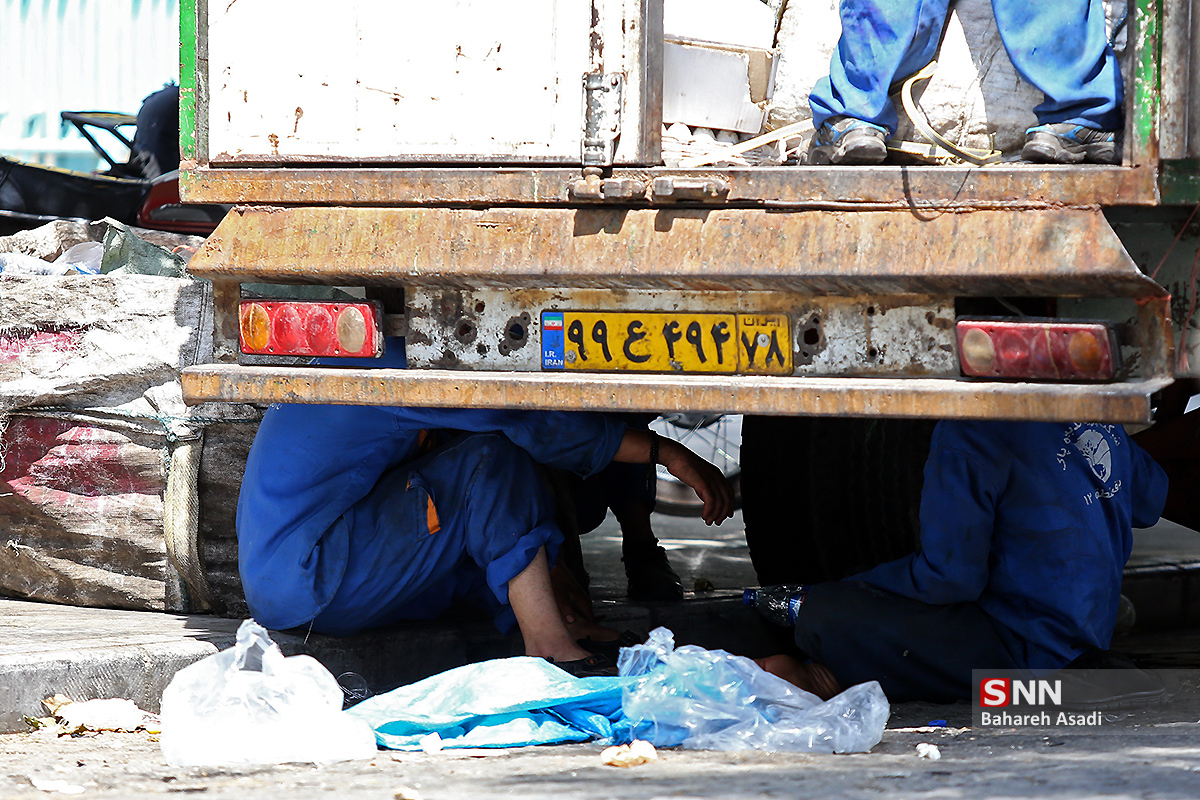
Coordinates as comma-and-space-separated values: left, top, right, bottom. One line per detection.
346, 629, 889, 753
345, 656, 636, 750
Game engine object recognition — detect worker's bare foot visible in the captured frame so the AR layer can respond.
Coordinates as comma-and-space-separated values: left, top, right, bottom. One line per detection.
567, 619, 621, 642
755, 654, 842, 700
526, 641, 594, 663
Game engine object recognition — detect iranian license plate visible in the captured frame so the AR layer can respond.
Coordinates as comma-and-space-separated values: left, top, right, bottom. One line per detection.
541, 311, 791, 374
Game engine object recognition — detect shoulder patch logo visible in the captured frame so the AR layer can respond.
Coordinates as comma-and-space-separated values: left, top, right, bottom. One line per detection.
1074, 429, 1113, 483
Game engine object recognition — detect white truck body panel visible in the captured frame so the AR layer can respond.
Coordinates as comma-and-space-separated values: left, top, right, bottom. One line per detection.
204, 0, 658, 164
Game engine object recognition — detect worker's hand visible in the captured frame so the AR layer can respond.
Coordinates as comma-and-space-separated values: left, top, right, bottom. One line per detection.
658, 438, 735, 526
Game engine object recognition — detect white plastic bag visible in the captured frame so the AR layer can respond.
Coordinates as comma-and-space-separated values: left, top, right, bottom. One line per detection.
618, 628, 889, 753
0, 252, 74, 275
54, 241, 104, 275
159, 620, 378, 766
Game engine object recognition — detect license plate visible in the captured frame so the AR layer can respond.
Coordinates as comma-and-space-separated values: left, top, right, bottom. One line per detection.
541, 311, 791, 374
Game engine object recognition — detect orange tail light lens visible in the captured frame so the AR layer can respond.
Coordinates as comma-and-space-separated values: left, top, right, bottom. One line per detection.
956, 319, 1118, 382
238, 300, 383, 358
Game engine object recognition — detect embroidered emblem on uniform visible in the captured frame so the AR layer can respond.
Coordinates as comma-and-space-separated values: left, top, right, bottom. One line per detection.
1074, 429, 1112, 482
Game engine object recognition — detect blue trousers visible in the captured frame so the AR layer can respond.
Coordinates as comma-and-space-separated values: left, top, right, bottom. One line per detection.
810, 0, 1123, 134
794, 582, 1024, 702
312, 433, 562, 637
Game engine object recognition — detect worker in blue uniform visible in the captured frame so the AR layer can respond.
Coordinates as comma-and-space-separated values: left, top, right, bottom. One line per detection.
807, 0, 1124, 165
752, 420, 1168, 702
236, 339, 734, 676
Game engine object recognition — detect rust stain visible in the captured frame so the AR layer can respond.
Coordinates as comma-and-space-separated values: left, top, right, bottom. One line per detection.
179, 164, 1160, 209
926, 311, 955, 330
293, 107, 304, 134
362, 85, 405, 101
187, 206, 1161, 300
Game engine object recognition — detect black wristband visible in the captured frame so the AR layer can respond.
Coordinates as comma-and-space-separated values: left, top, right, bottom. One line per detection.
648, 431, 660, 465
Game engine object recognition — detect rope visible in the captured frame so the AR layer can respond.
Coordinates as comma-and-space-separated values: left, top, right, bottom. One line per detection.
10, 405, 260, 441
164, 434, 214, 612
890, 61, 1002, 166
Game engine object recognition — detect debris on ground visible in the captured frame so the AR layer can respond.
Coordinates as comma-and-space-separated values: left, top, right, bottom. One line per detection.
25, 695, 159, 737
916, 743, 942, 760
29, 776, 86, 794
601, 740, 658, 767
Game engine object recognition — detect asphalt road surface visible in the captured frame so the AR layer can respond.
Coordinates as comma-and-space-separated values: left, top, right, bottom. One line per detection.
4, 708, 1200, 800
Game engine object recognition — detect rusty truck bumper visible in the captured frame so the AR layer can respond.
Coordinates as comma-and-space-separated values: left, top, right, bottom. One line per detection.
182, 366, 1170, 424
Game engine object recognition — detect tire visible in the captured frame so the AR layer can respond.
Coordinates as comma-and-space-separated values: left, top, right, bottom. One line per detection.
650, 413, 743, 517
739, 416, 934, 585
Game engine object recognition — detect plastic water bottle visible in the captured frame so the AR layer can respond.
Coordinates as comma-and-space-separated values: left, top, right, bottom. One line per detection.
743, 585, 807, 626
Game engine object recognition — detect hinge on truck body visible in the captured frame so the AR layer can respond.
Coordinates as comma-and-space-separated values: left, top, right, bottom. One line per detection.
581, 71, 623, 167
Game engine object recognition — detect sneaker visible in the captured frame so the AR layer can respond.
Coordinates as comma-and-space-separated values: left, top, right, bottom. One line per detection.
1021, 123, 1119, 164
546, 653, 619, 678
807, 116, 888, 166
1054, 648, 1169, 710
624, 543, 684, 601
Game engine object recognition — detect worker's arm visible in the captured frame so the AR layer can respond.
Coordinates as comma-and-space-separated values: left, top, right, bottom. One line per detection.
845, 443, 1000, 605
1128, 439, 1169, 529
382, 407, 733, 524
612, 427, 736, 526
382, 407, 627, 476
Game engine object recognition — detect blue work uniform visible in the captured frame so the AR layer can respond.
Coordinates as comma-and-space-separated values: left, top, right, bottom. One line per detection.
810, 0, 1124, 134
236, 340, 626, 636
792, 420, 1167, 701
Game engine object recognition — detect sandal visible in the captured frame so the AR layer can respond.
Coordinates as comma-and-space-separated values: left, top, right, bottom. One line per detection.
546, 653, 619, 678
578, 629, 645, 663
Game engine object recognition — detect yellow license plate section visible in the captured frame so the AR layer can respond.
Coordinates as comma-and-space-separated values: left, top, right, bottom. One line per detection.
541, 311, 791, 374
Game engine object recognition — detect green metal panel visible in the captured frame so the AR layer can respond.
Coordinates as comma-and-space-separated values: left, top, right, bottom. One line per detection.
1132, 0, 1161, 164
178, 0, 196, 161
1160, 159, 1200, 205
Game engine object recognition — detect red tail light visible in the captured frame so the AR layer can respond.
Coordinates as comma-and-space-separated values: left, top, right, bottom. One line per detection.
956, 319, 1118, 382
239, 300, 383, 358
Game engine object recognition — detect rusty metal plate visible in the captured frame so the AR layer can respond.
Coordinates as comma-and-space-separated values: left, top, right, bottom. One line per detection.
178, 164, 1161, 209
182, 364, 1170, 424
188, 206, 1164, 298
543, 310, 791, 374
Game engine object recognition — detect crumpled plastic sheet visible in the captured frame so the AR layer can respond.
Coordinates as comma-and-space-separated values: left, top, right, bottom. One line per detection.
159, 620, 378, 766
618, 628, 890, 753
346, 657, 635, 750
349, 627, 889, 754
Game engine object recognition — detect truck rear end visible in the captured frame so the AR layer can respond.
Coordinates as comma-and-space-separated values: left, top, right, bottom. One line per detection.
178, 0, 1200, 425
